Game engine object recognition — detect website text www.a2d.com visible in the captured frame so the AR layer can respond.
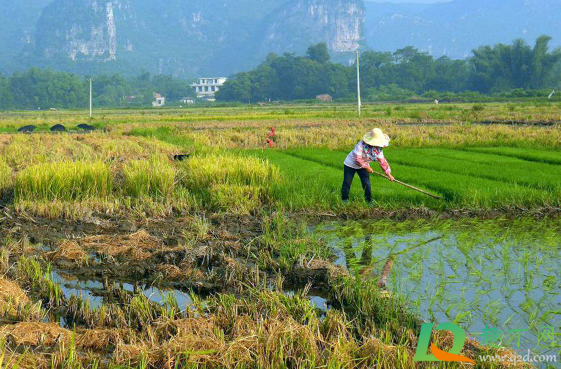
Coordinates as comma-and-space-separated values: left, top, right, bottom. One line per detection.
479, 350, 557, 365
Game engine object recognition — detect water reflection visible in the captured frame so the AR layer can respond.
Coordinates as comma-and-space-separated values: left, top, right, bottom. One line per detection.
51, 272, 193, 311
315, 219, 560, 358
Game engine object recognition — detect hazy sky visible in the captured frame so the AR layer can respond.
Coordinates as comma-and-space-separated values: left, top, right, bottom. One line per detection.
366, 0, 452, 3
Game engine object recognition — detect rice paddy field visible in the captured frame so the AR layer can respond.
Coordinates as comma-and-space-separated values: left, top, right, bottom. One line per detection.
0, 102, 559, 368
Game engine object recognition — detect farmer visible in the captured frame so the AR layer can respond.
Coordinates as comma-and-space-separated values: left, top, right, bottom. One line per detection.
265, 126, 276, 148
342, 128, 395, 203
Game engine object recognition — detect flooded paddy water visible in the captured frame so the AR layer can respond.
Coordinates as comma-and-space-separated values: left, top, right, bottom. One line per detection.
315, 219, 560, 358
51, 271, 194, 312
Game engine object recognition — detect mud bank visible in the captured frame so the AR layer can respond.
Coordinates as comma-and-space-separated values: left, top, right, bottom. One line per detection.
0, 211, 539, 368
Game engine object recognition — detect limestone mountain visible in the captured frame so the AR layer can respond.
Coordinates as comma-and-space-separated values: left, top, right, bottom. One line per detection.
259, 0, 364, 55
0, 0, 559, 77
16, 0, 363, 77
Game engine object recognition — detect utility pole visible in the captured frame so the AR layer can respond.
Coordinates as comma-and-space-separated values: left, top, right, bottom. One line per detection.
356, 51, 362, 118
89, 78, 93, 118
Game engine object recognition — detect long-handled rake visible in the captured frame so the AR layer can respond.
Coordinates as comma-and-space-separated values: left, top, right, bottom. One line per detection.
371, 171, 443, 200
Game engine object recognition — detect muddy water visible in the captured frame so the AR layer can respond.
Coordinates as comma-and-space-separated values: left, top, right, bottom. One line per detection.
51, 272, 194, 311
51, 273, 328, 320
315, 220, 560, 358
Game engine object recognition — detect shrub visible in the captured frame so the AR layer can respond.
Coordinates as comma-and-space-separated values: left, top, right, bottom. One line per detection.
15, 161, 112, 201
121, 156, 176, 199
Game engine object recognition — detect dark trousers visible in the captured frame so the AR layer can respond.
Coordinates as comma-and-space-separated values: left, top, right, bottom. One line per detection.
341, 165, 372, 203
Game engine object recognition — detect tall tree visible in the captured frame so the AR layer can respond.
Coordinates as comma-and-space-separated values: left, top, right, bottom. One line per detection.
470, 36, 560, 92
393, 46, 435, 92
92, 74, 131, 107
10, 68, 88, 109
215, 73, 252, 102
0, 75, 14, 110
531, 35, 561, 88
306, 43, 331, 64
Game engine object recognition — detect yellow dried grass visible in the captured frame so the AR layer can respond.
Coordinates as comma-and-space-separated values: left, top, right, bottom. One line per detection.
0, 278, 30, 307
264, 317, 319, 367
79, 230, 164, 260
0, 322, 71, 346
76, 328, 124, 350
48, 241, 88, 264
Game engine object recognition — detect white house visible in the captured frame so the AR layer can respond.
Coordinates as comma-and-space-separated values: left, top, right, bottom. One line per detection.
190, 77, 227, 101
152, 92, 166, 107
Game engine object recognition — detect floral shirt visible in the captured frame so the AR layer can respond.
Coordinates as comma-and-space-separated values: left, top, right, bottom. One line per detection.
344, 141, 392, 175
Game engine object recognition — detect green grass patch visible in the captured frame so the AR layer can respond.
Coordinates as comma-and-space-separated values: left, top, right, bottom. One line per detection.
386, 148, 560, 193
279, 148, 556, 208
250, 150, 431, 210
466, 146, 561, 165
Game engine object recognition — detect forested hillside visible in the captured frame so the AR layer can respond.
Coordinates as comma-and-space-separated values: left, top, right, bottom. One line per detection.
0, 37, 559, 110
217, 38, 561, 102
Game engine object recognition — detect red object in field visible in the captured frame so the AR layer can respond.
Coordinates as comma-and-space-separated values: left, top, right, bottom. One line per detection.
266, 126, 276, 148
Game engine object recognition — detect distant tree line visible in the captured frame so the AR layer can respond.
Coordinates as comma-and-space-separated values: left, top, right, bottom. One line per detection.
0, 69, 195, 110
217, 36, 561, 102
0, 35, 559, 110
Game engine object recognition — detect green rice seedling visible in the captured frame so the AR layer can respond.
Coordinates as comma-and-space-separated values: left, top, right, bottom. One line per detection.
121, 155, 176, 199
387, 148, 561, 194
160, 292, 181, 321
467, 146, 561, 165
319, 218, 560, 360
128, 294, 159, 327
250, 150, 428, 212
191, 215, 211, 240
258, 212, 332, 271
391, 162, 554, 207
328, 275, 420, 341
249, 150, 344, 210
11, 256, 66, 309
283, 147, 555, 208
15, 161, 112, 201
283, 149, 431, 206
128, 126, 174, 138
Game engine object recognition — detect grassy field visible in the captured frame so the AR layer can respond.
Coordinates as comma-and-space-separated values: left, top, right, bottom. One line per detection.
0, 101, 559, 128
268, 147, 560, 209
0, 127, 558, 216
0, 103, 559, 368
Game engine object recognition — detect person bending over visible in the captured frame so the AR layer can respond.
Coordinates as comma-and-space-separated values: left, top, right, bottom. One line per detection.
342, 128, 395, 203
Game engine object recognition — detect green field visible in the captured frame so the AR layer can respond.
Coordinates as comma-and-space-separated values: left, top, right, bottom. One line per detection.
0, 104, 559, 368
256, 147, 561, 210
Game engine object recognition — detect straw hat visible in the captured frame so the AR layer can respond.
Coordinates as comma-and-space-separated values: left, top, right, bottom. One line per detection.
363, 128, 390, 147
